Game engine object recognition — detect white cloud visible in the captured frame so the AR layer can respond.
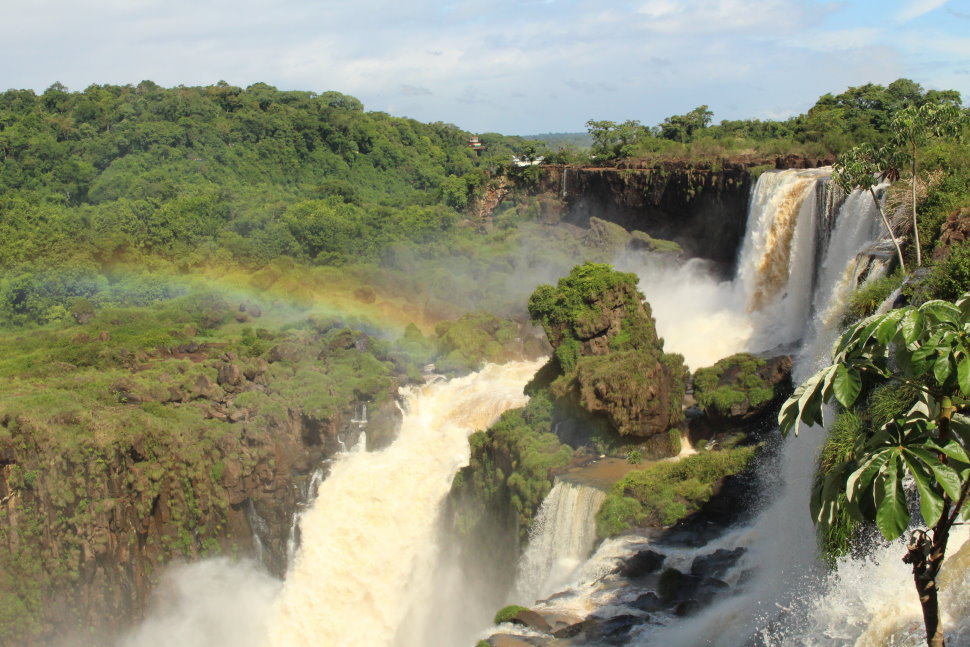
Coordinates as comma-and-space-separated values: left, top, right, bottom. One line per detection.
895, 0, 949, 22
789, 27, 882, 51
0, 0, 965, 133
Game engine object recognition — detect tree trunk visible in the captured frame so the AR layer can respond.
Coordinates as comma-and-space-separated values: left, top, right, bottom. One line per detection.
912, 143, 922, 266
870, 187, 906, 272
905, 528, 948, 647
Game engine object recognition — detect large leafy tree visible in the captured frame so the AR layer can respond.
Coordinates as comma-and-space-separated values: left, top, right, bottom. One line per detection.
779, 295, 970, 647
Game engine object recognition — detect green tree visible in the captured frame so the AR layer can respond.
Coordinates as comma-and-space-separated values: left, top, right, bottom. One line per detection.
658, 105, 713, 143
888, 103, 965, 266
832, 143, 906, 271
779, 295, 970, 647
585, 119, 650, 160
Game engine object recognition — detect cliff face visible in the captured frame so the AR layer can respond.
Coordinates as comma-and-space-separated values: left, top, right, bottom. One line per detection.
538, 165, 750, 274
0, 322, 402, 645
535, 158, 832, 276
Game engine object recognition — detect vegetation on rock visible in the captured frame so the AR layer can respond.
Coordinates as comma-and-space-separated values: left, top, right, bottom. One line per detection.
528, 263, 687, 447
596, 446, 756, 537
493, 604, 529, 625
692, 353, 791, 422
451, 389, 574, 544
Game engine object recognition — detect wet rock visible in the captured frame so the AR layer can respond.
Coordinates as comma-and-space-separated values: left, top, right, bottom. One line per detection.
581, 614, 645, 643
630, 591, 667, 612
615, 549, 666, 578
673, 599, 701, 617
552, 622, 585, 639
488, 635, 540, 647
512, 608, 552, 633
690, 547, 746, 579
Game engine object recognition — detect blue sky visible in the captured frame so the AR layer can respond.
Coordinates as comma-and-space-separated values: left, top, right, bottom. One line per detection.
3, 0, 968, 134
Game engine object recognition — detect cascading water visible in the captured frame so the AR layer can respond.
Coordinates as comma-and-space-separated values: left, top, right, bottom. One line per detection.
120, 168, 970, 647
512, 480, 607, 605
267, 360, 542, 647
116, 361, 541, 647
485, 168, 911, 647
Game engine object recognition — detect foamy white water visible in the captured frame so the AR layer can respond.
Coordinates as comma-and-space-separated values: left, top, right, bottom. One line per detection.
628, 256, 752, 370
267, 360, 542, 647
512, 480, 607, 605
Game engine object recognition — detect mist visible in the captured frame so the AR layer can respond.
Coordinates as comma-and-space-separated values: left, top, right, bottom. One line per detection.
116, 559, 280, 647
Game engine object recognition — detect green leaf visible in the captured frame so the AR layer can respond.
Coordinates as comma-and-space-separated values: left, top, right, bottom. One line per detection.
901, 451, 944, 527
959, 358, 970, 397
847, 450, 893, 502
934, 353, 954, 384
926, 439, 970, 465
832, 364, 862, 408
909, 446, 964, 500
901, 310, 924, 345
874, 309, 906, 345
875, 455, 909, 540
910, 345, 937, 376
920, 300, 961, 326
957, 293, 970, 321
929, 461, 963, 501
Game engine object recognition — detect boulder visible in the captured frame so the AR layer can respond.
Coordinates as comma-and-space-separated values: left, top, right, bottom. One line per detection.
615, 549, 666, 578
583, 216, 631, 251
630, 591, 667, 612
692, 353, 793, 425
690, 547, 746, 579
512, 609, 552, 633
528, 263, 687, 449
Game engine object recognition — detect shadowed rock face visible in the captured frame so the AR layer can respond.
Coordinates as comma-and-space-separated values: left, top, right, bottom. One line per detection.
535, 158, 833, 277
539, 165, 752, 276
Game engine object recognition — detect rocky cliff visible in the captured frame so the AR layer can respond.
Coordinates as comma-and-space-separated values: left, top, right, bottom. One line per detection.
0, 313, 403, 645
528, 263, 687, 456
533, 158, 832, 276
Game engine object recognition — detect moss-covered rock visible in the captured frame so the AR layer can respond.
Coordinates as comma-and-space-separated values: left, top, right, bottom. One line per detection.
451, 389, 574, 544
692, 353, 792, 424
527, 263, 687, 446
595, 446, 757, 537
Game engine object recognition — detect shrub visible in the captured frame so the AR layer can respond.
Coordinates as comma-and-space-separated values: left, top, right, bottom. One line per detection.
493, 604, 528, 625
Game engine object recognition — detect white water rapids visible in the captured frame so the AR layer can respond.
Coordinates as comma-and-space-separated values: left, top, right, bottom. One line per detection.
120, 360, 542, 647
122, 168, 970, 647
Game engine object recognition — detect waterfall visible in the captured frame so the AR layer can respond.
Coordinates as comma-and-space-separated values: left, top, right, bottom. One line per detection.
267, 360, 543, 647
629, 170, 896, 646
512, 480, 607, 604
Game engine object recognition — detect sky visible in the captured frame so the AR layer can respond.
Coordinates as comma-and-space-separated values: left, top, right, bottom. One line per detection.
3, 0, 969, 135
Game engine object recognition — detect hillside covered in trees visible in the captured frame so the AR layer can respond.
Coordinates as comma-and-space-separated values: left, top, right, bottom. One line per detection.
1, 77, 970, 645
